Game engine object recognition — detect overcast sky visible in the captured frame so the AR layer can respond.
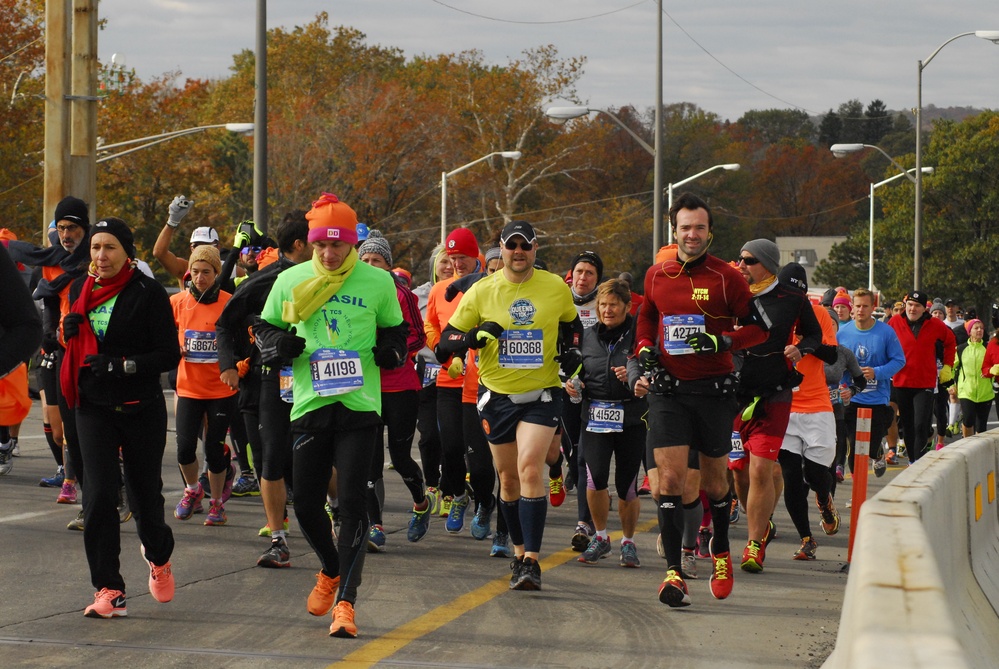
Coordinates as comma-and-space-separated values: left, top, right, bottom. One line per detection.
95, 1, 998, 122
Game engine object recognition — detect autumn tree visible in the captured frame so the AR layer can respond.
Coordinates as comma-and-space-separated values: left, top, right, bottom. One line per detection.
736, 109, 815, 146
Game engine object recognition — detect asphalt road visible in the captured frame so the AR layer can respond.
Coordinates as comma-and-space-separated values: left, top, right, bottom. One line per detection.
0, 395, 910, 669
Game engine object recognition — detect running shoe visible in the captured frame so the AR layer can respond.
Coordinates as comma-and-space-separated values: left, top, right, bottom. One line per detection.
220, 461, 238, 503
439, 495, 453, 519
257, 538, 291, 568
204, 501, 227, 526
0, 446, 11, 475
308, 571, 340, 616
508, 556, 524, 589
197, 472, 210, 496
620, 541, 641, 568
740, 540, 765, 573
695, 527, 713, 559
329, 600, 357, 638
885, 448, 899, 466
578, 535, 612, 564
549, 473, 566, 507
490, 531, 511, 558
231, 474, 260, 496
118, 486, 132, 524
39, 465, 65, 488
817, 495, 841, 536
658, 568, 691, 608
57, 480, 78, 504
10, 438, 19, 457
511, 556, 542, 590
67, 509, 84, 531
259, 517, 290, 537
470, 502, 492, 540
709, 540, 734, 600
445, 495, 470, 534
638, 474, 651, 496
140, 545, 175, 603
426, 486, 441, 516
729, 497, 740, 523
174, 484, 204, 520
367, 524, 386, 552
793, 536, 817, 561
762, 519, 777, 547
571, 522, 594, 552
408, 498, 432, 542
834, 465, 845, 483
84, 588, 127, 618
873, 456, 887, 478
681, 548, 697, 579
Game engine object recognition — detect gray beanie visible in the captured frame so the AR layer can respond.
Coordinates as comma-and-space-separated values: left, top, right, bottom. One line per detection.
484, 247, 502, 264
357, 230, 392, 266
740, 239, 780, 276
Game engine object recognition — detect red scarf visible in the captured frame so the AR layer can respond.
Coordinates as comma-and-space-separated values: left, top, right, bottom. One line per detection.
60, 264, 136, 407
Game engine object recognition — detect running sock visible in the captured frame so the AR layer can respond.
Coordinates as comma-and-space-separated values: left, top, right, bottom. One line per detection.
682, 498, 702, 549
595, 528, 609, 541
708, 492, 733, 555
518, 495, 548, 554
272, 530, 287, 542
621, 536, 634, 546
548, 452, 564, 479
499, 497, 524, 547
43, 423, 63, 463
657, 495, 684, 567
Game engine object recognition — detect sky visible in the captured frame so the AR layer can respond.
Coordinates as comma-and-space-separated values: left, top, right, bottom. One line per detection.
94, 1, 999, 123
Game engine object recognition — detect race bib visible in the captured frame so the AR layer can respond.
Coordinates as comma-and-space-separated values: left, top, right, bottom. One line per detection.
577, 307, 598, 329
309, 349, 364, 397
184, 330, 218, 364
498, 329, 544, 369
863, 378, 877, 392
586, 400, 624, 433
279, 365, 294, 404
728, 430, 746, 461
662, 315, 705, 356
422, 361, 440, 388
828, 386, 840, 404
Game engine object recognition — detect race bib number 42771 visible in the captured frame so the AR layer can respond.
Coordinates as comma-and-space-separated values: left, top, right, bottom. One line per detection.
661, 315, 704, 356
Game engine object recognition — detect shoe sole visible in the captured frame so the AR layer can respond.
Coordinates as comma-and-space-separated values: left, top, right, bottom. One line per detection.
511, 579, 541, 591
741, 559, 764, 573
570, 533, 591, 552
793, 552, 816, 561
330, 626, 358, 638
257, 558, 291, 568
658, 582, 691, 607
84, 608, 127, 619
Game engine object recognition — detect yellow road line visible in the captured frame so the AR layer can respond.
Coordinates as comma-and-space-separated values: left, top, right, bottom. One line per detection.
329, 517, 660, 668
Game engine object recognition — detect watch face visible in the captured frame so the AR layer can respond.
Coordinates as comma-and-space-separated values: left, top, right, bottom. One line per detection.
124, 360, 136, 374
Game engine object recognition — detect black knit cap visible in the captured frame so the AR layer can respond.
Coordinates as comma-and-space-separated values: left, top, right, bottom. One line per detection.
53, 196, 90, 231
778, 262, 808, 294
570, 250, 604, 282
92, 217, 136, 259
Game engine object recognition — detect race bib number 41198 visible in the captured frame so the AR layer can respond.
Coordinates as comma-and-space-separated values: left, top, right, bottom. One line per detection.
309, 349, 364, 396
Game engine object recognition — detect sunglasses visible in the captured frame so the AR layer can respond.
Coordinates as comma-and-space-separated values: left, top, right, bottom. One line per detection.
504, 240, 533, 251
738, 256, 761, 265
240, 246, 263, 256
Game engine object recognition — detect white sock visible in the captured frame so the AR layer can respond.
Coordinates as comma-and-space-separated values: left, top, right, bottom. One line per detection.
621, 536, 634, 545
595, 528, 609, 541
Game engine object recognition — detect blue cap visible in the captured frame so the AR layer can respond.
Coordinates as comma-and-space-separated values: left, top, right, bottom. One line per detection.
356, 222, 370, 242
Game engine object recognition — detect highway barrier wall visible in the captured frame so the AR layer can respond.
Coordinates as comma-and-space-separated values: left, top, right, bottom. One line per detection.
823, 431, 999, 669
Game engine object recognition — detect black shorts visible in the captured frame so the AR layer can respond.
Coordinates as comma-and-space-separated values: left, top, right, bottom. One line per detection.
477, 386, 562, 445
646, 391, 738, 459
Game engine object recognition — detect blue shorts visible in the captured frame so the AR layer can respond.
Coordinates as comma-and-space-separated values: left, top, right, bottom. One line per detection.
476, 386, 563, 445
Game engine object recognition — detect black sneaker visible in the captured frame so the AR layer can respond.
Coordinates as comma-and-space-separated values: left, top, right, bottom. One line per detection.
873, 456, 887, 478
257, 538, 291, 568
509, 556, 524, 589
512, 557, 542, 591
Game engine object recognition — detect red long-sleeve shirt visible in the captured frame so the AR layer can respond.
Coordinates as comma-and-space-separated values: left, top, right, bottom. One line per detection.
887, 313, 956, 388
635, 253, 767, 381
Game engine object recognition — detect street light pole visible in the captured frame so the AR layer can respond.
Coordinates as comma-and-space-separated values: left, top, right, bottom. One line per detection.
868, 167, 933, 290
666, 164, 741, 244
914, 30, 999, 289
440, 151, 522, 244
95, 124, 254, 164
652, 0, 664, 263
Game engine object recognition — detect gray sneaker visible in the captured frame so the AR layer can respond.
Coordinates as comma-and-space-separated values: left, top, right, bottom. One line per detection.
681, 548, 697, 579
0, 446, 12, 475
67, 509, 84, 531
578, 535, 612, 564
10, 438, 20, 457
620, 541, 641, 568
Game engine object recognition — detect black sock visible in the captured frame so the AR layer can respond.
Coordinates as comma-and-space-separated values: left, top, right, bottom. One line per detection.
657, 495, 683, 567
708, 492, 732, 555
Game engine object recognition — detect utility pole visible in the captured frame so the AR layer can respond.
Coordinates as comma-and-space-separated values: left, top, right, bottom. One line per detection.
253, 0, 268, 233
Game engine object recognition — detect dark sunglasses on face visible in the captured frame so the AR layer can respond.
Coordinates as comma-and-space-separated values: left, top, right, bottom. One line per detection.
739, 256, 760, 265
504, 240, 533, 251
240, 246, 263, 256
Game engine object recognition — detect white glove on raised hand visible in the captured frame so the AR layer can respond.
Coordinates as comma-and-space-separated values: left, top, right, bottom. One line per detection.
167, 195, 193, 227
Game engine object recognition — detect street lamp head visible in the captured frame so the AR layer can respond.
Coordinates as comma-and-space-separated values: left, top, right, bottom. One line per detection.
922, 167, 934, 174
830, 143, 865, 158
225, 123, 255, 135
721, 163, 741, 171
544, 106, 591, 123
500, 151, 522, 160
974, 30, 999, 43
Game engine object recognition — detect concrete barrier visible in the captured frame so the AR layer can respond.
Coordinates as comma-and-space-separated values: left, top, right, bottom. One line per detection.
823, 432, 999, 669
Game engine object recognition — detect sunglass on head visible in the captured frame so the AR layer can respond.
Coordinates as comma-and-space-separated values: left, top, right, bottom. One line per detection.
504, 240, 533, 251
738, 256, 760, 265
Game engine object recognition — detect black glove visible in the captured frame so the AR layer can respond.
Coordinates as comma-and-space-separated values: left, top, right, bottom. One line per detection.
638, 346, 660, 371
434, 343, 463, 365
685, 332, 732, 354
84, 354, 123, 377
465, 321, 504, 350
372, 345, 402, 369
276, 332, 307, 360
42, 336, 61, 355
62, 313, 85, 341
555, 347, 583, 378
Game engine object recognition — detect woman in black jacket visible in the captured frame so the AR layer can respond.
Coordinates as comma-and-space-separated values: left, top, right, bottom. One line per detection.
61, 218, 181, 618
566, 279, 648, 568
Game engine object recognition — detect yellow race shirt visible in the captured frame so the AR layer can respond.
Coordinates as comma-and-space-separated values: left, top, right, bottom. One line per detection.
448, 269, 577, 395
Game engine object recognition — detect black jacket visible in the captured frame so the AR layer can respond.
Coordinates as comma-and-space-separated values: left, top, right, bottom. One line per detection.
579, 314, 646, 428
68, 271, 181, 406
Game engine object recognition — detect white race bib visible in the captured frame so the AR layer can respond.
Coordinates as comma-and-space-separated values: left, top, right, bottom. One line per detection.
586, 400, 624, 433
184, 330, 218, 364
662, 315, 705, 356
309, 349, 364, 397
498, 329, 544, 369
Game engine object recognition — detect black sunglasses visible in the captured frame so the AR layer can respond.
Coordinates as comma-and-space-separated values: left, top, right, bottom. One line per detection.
504, 240, 533, 251
739, 256, 760, 265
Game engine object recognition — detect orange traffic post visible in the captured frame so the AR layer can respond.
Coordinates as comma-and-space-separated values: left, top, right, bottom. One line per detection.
847, 407, 872, 562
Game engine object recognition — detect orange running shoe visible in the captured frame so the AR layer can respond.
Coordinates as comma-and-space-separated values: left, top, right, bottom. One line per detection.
308, 571, 341, 616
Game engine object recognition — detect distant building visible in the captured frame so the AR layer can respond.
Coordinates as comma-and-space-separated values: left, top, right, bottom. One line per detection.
775, 236, 847, 292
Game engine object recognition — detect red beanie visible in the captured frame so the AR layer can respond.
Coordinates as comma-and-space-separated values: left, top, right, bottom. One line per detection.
306, 193, 358, 245
445, 227, 479, 257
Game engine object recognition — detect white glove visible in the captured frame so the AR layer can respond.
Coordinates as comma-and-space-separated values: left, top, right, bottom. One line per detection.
167, 195, 193, 227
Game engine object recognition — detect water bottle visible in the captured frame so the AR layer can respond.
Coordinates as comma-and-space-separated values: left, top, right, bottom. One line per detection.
569, 377, 583, 404
839, 383, 850, 406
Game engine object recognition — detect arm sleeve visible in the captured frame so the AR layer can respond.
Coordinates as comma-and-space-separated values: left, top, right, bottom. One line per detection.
0, 245, 42, 377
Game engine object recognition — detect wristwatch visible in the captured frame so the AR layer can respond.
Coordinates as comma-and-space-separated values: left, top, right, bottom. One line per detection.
123, 359, 137, 375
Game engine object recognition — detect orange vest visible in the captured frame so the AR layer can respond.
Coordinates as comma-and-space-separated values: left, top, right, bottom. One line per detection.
170, 290, 236, 400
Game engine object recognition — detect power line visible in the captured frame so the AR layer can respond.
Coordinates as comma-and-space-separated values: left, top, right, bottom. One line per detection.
426, 0, 646, 25
0, 37, 42, 64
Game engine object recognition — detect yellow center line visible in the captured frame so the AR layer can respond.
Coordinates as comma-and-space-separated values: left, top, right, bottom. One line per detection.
328, 517, 660, 668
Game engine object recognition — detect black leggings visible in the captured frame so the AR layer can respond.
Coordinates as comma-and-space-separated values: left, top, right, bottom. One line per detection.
894, 387, 935, 461
779, 449, 833, 541
581, 423, 644, 499
436, 387, 468, 497
463, 402, 495, 511
77, 397, 174, 592
257, 373, 293, 484
960, 398, 993, 433
367, 390, 424, 524
175, 395, 237, 474
417, 384, 441, 488
291, 402, 380, 606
